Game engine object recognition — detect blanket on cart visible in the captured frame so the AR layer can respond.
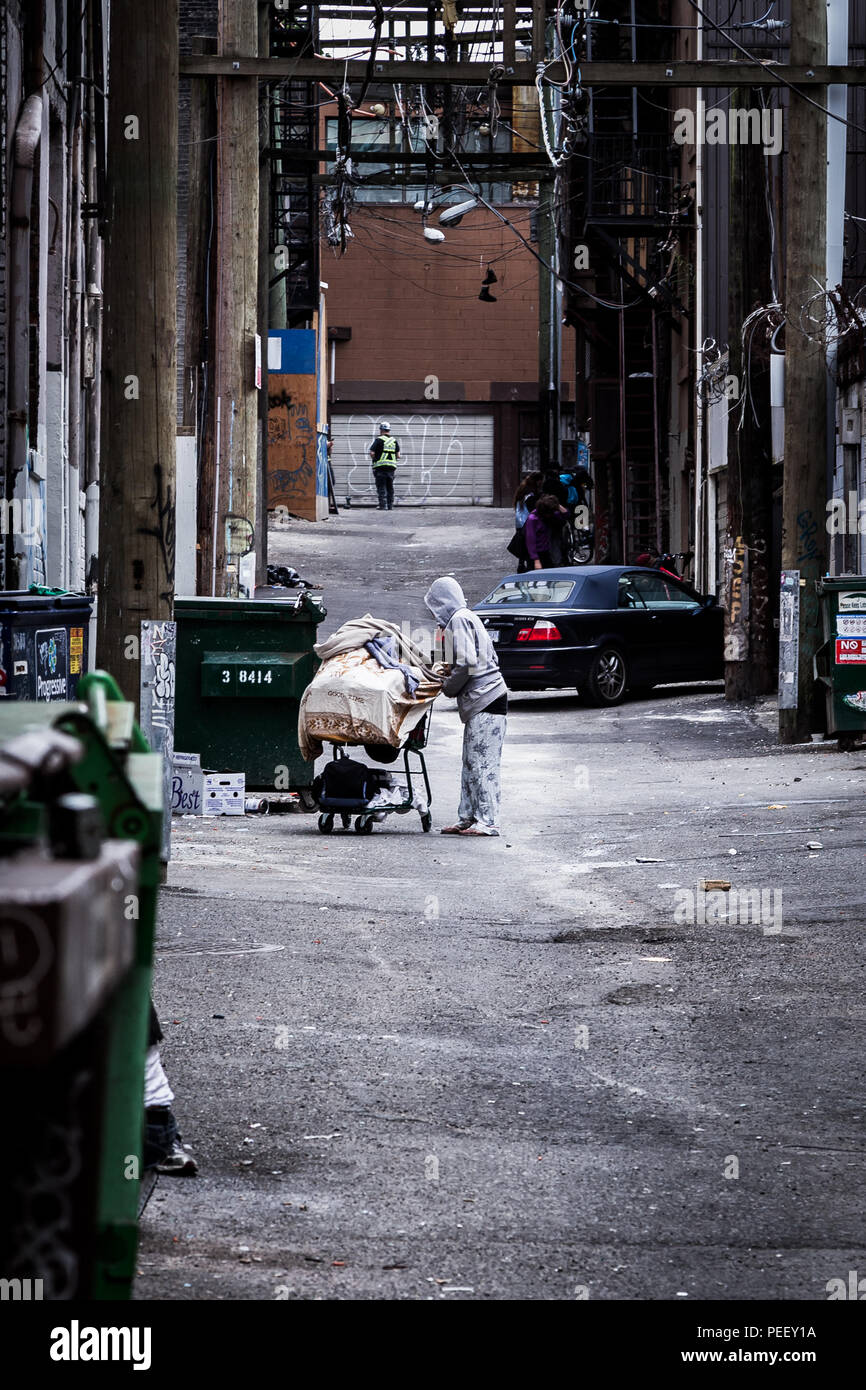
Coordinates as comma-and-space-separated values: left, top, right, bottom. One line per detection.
299, 615, 443, 761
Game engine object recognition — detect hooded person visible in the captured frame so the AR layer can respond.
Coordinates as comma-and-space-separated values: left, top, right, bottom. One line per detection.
424, 576, 508, 836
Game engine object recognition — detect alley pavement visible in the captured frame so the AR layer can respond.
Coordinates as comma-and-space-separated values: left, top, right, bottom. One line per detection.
137, 507, 866, 1301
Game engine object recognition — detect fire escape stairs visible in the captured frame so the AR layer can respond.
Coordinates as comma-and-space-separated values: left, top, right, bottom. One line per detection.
268, 4, 319, 324
590, 225, 687, 328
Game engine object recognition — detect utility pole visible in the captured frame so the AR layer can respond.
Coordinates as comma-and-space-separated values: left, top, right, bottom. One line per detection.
538, 173, 560, 474
257, 0, 271, 589
779, 0, 828, 742
199, 0, 260, 598
183, 37, 216, 440
503, 0, 517, 70
184, 37, 216, 596
724, 87, 775, 700
537, 8, 561, 475
98, 0, 178, 705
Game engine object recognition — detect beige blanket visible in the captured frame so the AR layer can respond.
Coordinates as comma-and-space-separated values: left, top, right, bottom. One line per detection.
299, 618, 442, 761
314, 614, 438, 677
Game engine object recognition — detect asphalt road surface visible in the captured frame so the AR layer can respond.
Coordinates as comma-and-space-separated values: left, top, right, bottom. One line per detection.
136, 508, 866, 1301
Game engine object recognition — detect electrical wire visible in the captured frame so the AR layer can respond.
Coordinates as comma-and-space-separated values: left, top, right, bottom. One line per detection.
350, 203, 529, 267
731, 4, 781, 33
759, 88, 780, 303
684, 0, 866, 141
348, 227, 539, 301
424, 178, 645, 311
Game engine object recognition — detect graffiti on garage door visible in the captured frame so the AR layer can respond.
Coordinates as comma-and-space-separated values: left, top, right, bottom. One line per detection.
338, 413, 471, 501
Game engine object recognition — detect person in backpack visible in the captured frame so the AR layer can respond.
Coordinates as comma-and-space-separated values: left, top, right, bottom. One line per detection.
369, 421, 401, 510
514, 470, 544, 529
424, 576, 508, 837
525, 493, 568, 569
511, 470, 544, 573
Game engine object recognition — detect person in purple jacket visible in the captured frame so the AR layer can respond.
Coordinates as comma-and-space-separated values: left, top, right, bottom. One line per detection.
525, 494, 568, 570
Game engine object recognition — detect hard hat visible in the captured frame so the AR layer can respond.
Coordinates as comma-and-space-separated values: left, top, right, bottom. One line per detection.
380, 421, 390, 431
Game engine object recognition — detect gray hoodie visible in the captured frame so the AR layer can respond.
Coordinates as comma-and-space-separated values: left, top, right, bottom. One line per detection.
424, 576, 507, 723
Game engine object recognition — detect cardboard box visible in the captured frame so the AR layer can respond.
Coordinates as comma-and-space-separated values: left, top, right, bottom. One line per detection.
171, 751, 205, 816
203, 772, 245, 816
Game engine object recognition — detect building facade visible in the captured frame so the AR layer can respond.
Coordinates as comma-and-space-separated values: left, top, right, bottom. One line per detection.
325, 200, 575, 508
1, 0, 108, 596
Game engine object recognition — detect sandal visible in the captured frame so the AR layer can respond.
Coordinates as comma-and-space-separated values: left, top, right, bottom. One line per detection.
458, 825, 499, 837
440, 821, 474, 834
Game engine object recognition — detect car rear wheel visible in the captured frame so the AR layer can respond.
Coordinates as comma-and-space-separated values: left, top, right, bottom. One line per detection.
584, 646, 628, 706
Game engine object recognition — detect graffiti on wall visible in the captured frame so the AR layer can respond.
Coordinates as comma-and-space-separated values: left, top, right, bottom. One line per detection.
268, 375, 318, 509
140, 618, 176, 860
336, 413, 480, 501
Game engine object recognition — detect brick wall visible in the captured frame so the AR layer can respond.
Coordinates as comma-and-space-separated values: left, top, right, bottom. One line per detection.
326, 203, 574, 402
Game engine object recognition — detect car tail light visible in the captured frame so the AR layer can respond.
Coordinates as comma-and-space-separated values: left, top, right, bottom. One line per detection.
516, 620, 562, 642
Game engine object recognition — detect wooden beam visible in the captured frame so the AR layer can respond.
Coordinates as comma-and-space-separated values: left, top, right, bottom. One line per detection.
724, 87, 775, 700
503, 1, 517, 70
256, 0, 270, 589
779, 0, 829, 742
179, 56, 866, 86
310, 168, 551, 185
204, 0, 260, 598
294, 149, 550, 165
182, 38, 214, 435
98, 0, 178, 705
532, 1, 546, 68
318, 28, 512, 48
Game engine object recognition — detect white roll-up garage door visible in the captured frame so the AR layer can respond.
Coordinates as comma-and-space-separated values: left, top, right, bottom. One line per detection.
330, 411, 494, 505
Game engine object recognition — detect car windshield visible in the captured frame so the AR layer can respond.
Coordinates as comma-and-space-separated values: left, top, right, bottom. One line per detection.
483, 578, 577, 606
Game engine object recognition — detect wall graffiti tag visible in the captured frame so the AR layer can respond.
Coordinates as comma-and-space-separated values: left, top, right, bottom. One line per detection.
140, 619, 176, 860
267, 373, 319, 516
136, 464, 176, 609
334, 412, 485, 503
724, 534, 748, 662
778, 570, 800, 710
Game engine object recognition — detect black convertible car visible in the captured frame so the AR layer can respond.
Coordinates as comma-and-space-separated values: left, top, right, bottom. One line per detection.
474, 565, 724, 706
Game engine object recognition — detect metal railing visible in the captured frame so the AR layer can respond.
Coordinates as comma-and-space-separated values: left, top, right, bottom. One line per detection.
585, 134, 676, 222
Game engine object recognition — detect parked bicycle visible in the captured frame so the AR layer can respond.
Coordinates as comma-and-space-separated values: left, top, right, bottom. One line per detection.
557, 466, 595, 566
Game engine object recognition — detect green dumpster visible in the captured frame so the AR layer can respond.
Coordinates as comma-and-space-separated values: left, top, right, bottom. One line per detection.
815, 576, 866, 748
0, 672, 163, 1299
174, 592, 326, 791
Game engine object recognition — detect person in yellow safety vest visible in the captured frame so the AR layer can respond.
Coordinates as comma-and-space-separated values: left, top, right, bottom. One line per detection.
369, 421, 401, 510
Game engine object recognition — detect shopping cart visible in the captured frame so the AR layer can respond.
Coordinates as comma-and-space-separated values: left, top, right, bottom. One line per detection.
316, 708, 433, 834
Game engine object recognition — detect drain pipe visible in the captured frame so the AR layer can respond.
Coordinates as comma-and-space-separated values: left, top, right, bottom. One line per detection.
7, 93, 43, 590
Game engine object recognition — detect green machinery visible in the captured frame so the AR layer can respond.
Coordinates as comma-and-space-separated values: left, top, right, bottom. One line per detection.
0, 672, 162, 1299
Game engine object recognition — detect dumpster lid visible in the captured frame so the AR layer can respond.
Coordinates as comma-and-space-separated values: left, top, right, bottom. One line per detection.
817, 575, 866, 596
0, 590, 93, 612
174, 593, 324, 619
